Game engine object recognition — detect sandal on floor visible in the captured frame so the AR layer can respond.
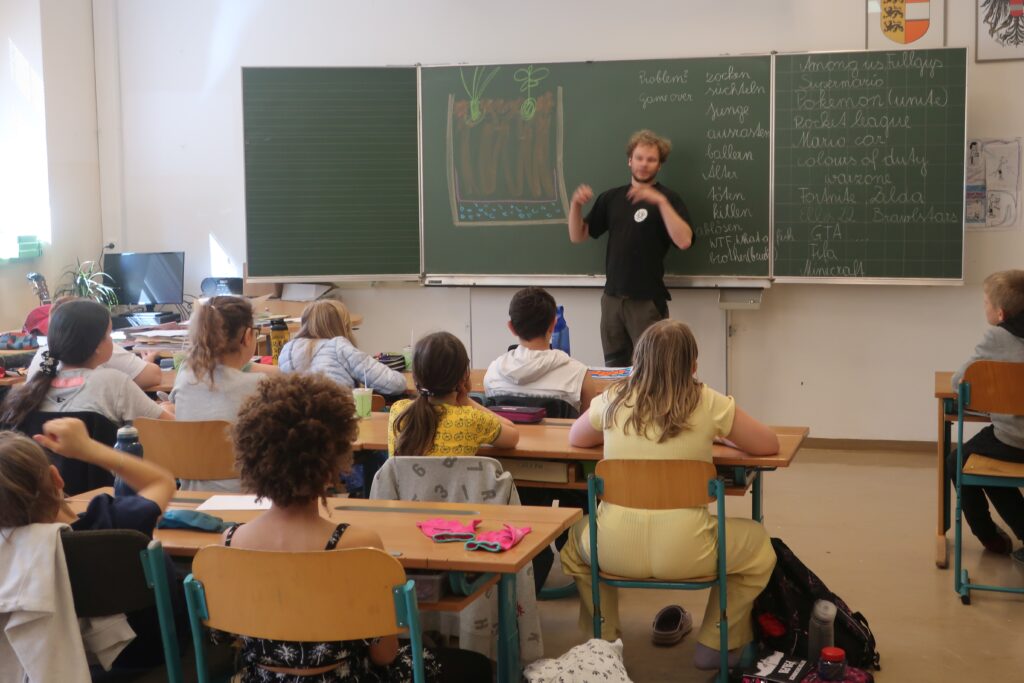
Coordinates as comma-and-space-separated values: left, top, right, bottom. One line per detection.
651, 604, 693, 646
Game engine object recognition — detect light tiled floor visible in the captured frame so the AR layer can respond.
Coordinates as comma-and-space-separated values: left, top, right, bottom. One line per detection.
535, 448, 1024, 682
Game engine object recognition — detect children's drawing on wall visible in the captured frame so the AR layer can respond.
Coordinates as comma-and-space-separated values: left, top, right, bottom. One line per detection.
867, 0, 945, 50
965, 138, 1021, 230
977, 0, 1024, 61
446, 65, 569, 226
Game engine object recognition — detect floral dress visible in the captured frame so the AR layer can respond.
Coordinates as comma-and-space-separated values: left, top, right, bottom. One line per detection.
214, 523, 443, 683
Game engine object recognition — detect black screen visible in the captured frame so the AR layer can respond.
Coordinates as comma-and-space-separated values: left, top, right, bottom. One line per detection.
103, 252, 185, 306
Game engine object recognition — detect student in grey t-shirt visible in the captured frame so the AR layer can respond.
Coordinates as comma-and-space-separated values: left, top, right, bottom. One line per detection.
171, 296, 264, 492
1, 300, 172, 430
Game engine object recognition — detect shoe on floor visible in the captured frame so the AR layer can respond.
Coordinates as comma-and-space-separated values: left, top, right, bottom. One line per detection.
979, 527, 1013, 554
1012, 547, 1024, 567
652, 605, 693, 647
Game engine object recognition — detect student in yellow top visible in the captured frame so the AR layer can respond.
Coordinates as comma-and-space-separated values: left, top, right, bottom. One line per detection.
388, 332, 519, 456
559, 319, 779, 673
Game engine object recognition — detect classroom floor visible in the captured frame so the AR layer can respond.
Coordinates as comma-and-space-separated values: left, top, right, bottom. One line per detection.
535, 447, 1024, 682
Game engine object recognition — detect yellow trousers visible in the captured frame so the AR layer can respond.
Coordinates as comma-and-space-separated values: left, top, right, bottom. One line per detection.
558, 504, 776, 650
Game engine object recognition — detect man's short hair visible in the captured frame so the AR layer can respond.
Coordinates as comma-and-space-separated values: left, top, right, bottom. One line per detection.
627, 129, 672, 163
984, 269, 1024, 318
509, 287, 557, 341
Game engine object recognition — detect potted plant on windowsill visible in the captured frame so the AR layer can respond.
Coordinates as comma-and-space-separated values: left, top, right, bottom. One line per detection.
55, 258, 118, 307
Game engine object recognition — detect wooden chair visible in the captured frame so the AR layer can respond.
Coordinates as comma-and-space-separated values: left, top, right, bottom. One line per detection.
954, 360, 1024, 604
134, 418, 237, 482
183, 546, 425, 683
372, 393, 386, 411
587, 460, 729, 682
61, 530, 184, 682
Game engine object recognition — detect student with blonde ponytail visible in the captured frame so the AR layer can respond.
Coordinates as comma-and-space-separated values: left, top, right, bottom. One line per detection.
279, 299, 405, 395
388, 332, 519, 456
0, 300, 171, 429
171, 296, 265, 491
560, 319, 779, 673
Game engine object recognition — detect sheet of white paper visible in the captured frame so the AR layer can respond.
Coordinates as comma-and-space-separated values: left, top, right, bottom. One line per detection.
195, 495, 271, 511
131, 330, 190, 338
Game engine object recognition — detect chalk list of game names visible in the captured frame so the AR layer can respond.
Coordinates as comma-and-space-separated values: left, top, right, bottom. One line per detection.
632, 59, 771, 276
773, 50, 966, 279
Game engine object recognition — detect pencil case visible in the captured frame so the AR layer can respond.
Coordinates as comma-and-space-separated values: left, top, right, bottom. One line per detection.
489, 405, 546, 423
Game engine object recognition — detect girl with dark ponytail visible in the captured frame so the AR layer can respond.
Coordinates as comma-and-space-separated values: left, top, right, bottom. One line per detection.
387, 332, 519, 456
0, 300, 171, 429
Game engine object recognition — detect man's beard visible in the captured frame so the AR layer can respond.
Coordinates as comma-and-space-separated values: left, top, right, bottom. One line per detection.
632, 170, 657, 184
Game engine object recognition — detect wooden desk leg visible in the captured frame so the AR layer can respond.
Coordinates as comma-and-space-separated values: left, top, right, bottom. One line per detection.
497, 573, 521, 683
936, 397, 950, 569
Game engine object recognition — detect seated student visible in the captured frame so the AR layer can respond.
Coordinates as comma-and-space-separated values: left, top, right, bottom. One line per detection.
559, 319, 779, 672
388, 332, 518, 456
216, 373, 492, 682
171, 296, 265, 492
0, 299, 172, 430
27, 296, 163, 389
0, 417, 179, 672
950, 269, 1024, 562
279, 299, 406, 395
484, 287, 589, 412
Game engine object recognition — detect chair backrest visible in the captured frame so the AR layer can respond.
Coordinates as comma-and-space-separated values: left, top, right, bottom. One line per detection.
960, 360, 1024, 415
135, 418, 237, 481
595, 459, 718, 509
370, 455, 518, 504
61, 529, 154, 617
371, 393, 386, 411
188, 546, 411, 642
19, 411, 119, 494
485, 394, 580, 419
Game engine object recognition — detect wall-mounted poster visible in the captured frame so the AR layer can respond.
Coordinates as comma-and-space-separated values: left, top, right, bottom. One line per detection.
867, 0, 945, 49
977, 0, 1024, 61
965, 138, 1021, 230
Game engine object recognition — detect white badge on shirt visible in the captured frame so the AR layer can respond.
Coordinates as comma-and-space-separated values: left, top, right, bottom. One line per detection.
634, 208, 648, 223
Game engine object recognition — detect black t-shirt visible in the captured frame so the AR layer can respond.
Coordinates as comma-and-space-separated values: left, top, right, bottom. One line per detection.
585, 183, 691, 300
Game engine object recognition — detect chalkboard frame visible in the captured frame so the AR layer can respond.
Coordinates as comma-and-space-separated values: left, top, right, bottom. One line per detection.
241, 48, 967, 287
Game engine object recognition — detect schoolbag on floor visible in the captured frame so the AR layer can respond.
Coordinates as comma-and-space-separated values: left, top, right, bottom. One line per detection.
753, 537, 880, 671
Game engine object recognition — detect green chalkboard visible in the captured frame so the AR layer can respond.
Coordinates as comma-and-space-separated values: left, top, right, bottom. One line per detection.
773, 48, 966, 280
420, 57, 772, 279
243, 67, 419, 279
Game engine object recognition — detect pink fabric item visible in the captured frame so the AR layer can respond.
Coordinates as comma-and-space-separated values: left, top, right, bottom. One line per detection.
416, 518, 481, 542
465, 524, 532, 552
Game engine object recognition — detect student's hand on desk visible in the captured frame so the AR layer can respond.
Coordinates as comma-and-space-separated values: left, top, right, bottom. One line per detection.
33, 418, 93, 458
141, 350, 162, 364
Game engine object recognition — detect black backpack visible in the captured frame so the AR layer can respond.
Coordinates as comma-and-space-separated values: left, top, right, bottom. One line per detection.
753, 538, 880, 671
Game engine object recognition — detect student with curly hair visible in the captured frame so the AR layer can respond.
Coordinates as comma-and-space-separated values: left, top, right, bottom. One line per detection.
216, 373, 492, 682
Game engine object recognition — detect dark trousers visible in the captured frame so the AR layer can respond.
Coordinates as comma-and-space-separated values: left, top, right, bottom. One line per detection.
948, 425, 1024, 541
517, 488, 589, 593
599, 294, 668, 367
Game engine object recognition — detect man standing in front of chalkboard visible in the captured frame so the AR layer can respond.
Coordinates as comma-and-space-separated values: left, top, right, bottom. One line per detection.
568, 129, 693, 366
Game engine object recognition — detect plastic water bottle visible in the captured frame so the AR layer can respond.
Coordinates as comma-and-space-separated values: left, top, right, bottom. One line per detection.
113, 423, 143, 497
269, 318, 290, 364
807, 599, 837, 663
551, 305, 570, 355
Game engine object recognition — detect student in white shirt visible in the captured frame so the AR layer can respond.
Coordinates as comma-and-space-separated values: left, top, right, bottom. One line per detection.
26, 296, 162, 389
171, 296, 264, 491
484, 287, 588, 411
0, 300, 172, 429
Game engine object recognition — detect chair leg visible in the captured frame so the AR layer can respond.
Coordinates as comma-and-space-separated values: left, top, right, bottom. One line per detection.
953, 481, 969, 604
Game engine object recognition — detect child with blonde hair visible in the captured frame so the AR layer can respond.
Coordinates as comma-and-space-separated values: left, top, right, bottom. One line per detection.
560, 319, 778, 673
279, 299, 405, 395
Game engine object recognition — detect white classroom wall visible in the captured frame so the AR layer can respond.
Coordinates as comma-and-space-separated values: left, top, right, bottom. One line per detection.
6, 0, 1022, 441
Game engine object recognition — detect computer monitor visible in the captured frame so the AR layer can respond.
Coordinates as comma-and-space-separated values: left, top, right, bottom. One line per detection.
103, 251, 185, 309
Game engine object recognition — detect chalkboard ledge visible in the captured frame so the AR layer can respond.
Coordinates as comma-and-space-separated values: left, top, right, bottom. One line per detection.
772, 277, 963, 286
246, 274, 421, 284
424, 275, 772, 289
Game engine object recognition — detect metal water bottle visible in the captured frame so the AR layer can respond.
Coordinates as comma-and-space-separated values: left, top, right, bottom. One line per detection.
807, 599, 837, 663
113, 423, 143, 497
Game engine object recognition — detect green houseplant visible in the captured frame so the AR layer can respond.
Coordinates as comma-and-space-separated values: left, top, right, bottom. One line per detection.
55, 258, 119, 307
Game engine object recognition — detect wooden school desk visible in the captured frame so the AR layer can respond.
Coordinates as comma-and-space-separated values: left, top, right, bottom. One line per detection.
934, 370, 991, 568
354, 413, 809, 523
67, 490, 579, 683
